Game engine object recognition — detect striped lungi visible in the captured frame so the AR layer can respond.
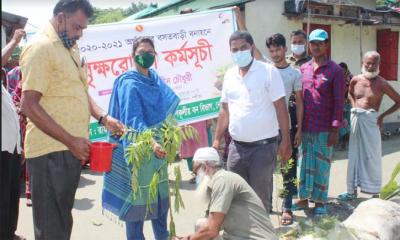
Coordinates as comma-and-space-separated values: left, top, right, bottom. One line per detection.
299, 132, 333, 203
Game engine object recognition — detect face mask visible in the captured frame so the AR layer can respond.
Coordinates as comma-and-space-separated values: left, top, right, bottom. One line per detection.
58, 16, 77, 49
195, 167, 211, 203
134, 52, 155, 69
231, 49, 253, 67
196, 167, 206, 185
59, 31, 77, 49
291, 44, 306, 55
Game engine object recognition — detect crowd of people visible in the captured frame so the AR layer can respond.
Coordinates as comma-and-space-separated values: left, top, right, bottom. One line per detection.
1, 0, 400, 240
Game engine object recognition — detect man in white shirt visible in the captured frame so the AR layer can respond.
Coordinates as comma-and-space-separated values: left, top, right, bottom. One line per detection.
213, 31, 292, 212
1, 28, 26, 240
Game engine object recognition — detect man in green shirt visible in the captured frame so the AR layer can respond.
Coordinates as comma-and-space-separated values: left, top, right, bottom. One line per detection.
175, 147, 277, 240
286, 29, 311, 68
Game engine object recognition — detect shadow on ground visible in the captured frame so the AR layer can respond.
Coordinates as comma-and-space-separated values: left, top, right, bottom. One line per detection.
326, 197, 368, 221
169, 179, 197, 191
78, 175, 96, 188
277, 197, 369, 235
74, 198, 95, 210
81, 168, 104, 176
292, 197, 368, 221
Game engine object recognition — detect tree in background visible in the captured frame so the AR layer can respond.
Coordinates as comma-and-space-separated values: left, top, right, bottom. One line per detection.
89, 2, 147, 24
376, 0, 400, 7
125, 2, 148, 16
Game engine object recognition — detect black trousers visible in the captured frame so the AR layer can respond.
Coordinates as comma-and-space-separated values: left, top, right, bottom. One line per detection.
27, 151, 81, 240
0, 151, 21, 240
282, 128, 299, 196
284, 97, 299, 196
227, 139, 278, 212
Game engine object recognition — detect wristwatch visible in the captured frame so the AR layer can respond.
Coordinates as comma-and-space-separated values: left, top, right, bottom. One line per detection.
98, 113, 108, 126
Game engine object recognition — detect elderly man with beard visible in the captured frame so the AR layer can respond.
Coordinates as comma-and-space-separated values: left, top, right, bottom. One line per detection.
338, 51, 400, 201
175, 147, 277, 240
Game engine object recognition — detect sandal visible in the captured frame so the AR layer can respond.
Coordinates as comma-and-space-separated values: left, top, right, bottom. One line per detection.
26, 198, 32, 207
281, 210, 293, 225
314, 205, 328, 215
338, 192, 357, 201
13, 235, 26, 240
189, 173, 196, 184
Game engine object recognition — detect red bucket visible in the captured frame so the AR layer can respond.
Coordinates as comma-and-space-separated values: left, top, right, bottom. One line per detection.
90, 142, 117, 173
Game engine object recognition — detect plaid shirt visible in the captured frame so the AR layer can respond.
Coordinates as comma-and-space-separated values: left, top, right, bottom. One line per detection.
300, 60, 346, 132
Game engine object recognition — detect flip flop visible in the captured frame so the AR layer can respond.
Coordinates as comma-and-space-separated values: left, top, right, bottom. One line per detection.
189, 176, 196, 184
281, 210, 294, 226
314, 206, 328, 215
338, 192, 357, 201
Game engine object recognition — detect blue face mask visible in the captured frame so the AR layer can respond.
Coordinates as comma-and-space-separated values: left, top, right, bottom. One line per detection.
58, 15, 77, 49
59, 31, 76, 49
231, 49, 253, 67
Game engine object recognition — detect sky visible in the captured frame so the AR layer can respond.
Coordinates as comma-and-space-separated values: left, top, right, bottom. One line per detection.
2, 0, 168, 32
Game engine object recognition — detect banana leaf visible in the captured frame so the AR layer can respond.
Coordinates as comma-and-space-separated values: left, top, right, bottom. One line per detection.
380, 162, 400, 200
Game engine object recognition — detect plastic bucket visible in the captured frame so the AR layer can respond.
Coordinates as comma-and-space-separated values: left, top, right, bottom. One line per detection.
89, 142, 117, 173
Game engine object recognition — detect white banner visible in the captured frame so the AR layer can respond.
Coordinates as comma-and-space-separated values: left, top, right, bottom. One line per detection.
78, 8, 236, 140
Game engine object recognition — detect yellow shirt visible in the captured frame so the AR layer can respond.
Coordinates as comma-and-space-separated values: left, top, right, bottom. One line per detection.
20, 23, 90, 158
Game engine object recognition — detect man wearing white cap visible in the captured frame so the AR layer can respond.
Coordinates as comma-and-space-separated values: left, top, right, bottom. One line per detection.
174, 147, 277, 240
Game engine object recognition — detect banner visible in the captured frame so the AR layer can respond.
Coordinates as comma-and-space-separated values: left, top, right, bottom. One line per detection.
78, 8, 236, 140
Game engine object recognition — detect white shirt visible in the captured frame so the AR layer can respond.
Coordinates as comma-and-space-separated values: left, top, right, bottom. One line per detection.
2, 85, 21, 154
221, 60, 286, 142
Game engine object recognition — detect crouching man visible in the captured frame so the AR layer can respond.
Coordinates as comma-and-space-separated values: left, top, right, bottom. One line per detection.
174, 147, 277, 240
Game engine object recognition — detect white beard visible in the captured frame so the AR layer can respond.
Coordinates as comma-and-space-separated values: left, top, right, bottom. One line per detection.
361, 66, 380, 79
195, 170, 211, 204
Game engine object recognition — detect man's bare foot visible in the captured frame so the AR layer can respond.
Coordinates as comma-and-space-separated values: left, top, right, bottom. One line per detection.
292, 199, 308, 211
295, 199, 308, 208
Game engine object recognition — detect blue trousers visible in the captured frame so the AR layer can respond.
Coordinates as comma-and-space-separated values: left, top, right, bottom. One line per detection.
125, 208, 169, 240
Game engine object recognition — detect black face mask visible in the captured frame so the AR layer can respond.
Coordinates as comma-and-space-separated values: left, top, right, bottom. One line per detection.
59, 31, 77, 49
58, 16, 77, 49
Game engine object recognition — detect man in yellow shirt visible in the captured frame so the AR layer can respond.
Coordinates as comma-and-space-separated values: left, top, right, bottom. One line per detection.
20, 1, 124, 239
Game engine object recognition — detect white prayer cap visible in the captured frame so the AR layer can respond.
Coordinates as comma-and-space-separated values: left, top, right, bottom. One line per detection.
193, 147, 221, 165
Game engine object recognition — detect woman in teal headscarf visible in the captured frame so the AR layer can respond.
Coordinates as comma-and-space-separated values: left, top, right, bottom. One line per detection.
102, 37, 180, 240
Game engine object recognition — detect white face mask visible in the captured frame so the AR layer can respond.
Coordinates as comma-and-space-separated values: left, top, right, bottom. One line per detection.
291, 44, 306, 55
231, 49, 253, 67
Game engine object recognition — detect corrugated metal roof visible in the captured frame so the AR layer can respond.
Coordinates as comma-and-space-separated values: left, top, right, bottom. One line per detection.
120, 0, 187, 22
2, 11, 28, 28
120, 0, 252, 21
